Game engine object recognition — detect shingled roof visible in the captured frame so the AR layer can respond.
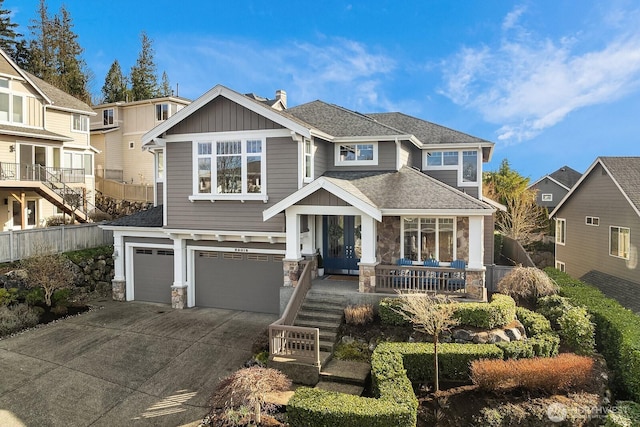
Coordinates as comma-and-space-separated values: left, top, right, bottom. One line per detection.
600, 157, 640, 213
24, 72, 94, 114
108, 205, 164, 227
548, 166, 582, 189
322, 167, 493, 211
367, 112, 489, 145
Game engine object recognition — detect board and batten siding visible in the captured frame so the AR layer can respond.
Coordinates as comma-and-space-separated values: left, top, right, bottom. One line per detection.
555, 163, 639, 284
166, 96, 284, 135
297, 188, 350, 206
326, 140, 397, 171
165, 136, 297, 231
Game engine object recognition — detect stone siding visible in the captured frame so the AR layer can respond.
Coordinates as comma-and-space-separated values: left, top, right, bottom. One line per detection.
456, 217, 469, 261
377, 216, 401, 264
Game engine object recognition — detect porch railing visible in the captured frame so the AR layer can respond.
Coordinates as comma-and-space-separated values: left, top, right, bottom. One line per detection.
376, 264, 467, 294
269, 262, 320, 366
0, 162, 85, 184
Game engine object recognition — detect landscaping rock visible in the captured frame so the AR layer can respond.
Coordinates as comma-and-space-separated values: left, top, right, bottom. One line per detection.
341, 336, 355, 345
473, 332, 490, 344
505, 328, 522, 341
488, 329, 511, 343
453, 329, 475, 342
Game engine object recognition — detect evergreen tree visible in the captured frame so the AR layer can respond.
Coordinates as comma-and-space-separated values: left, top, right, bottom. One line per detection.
53, 5, 90, 102
12, 39, 30, 68
102, 59, 128, 103
26, 0, 55, 81
0, 0, 21, 58
159, 71, 172, 97
130, 31, 159, 101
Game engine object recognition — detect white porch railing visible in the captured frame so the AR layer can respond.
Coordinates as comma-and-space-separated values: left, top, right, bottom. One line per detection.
269, 262, 320, 366
376, 264, 467, 294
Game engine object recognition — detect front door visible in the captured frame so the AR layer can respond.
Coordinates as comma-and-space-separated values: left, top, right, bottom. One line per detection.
323, 215, 361, 275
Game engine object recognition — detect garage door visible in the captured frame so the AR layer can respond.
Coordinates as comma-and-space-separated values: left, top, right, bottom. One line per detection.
133, 248, 174, 304
194, 251, 283, 314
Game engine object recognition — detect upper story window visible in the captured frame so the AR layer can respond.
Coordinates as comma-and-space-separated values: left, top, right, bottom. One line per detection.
610, 226, 630, 259
192, 136, 266, 201
427, 151, 458, 166
303, 138, 313, 182
156, 103, 169, 121
0, 78, 24, 124
585, 216, 599, 226
72, 114, 88, 132
556, 218, 566, 245
462, 151, 478, 183
103, 108, 114, 125
335, 142, 377, 166
542, 194, 553, 202
402, 217, 455, 263
424, 149, 479, 186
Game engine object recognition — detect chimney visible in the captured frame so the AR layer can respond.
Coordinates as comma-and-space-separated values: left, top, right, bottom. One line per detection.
275, 89, 287, 109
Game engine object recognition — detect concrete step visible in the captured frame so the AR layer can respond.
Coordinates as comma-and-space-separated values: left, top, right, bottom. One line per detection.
315, 380, 364, 396
300, 301, 345, 314
320, 359, 371, 386
294, 319, 341, 332
319, 340, 335, 353
305, 293, 348, 305
319, 330, 337, 343
296, 310, 343, 323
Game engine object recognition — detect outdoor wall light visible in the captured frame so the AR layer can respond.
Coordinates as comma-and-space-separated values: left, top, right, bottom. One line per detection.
9, 145, 14, 152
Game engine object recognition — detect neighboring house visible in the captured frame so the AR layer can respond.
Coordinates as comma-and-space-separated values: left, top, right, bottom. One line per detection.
102, 85, 497, 314
551, 157, 640, 287
528, 165, 582, 211
91, 96, 191, 187
0, 48, 97, 231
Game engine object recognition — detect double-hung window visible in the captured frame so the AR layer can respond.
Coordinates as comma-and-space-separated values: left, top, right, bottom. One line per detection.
193, 137, 266, 201
303, 138, 313, 182
610, 226, 630, 259
103, 108, 114, 125
556, 218, 566, 245
156, 103, 169, 121
72, 114, 88, 132
0, 78, 24, 124
402, 217, 455, 262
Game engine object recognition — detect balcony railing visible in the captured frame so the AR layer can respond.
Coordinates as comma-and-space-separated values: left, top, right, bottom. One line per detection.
376, 264, 467, 294
0, 162, 85, 184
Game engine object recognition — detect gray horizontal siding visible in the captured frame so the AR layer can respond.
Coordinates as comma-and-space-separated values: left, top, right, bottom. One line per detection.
426, 169, 457, 187
555, 163, 639, 284
314, 138, 329, 178
165, 136, 297, 232
401, 141, 421, 169
531, 179, 568, 209
326, 140, 397, 171
156, 182, 164, 206
167, 96, 284, 135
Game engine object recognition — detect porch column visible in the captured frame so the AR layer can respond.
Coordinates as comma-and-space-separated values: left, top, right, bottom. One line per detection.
111, 233, 126, 301
358, 215, 378, 293
171, 236, 188, 309
301, 214, 316, 256
284, 210, 303, 287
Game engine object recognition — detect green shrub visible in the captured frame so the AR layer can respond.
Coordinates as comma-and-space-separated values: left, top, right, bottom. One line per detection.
537, 294, 573, 328
0, 288, 18, 306
453, 294, 516, 329
495, 332, 559, 359
558, 306, 595, 355
334, 340, 371, 362
606, 401, 640, 427
52, 288, 73, 307
378, 298, 409, 326
515, 306, 552, 336
545, 268, 640, 402
24, 288, 45, 306
0, 304, 40, 336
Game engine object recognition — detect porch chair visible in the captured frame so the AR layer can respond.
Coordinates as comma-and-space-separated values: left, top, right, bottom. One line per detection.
447, 259, 466, 292
421, 258, 440, 291
393, 258, 414, 289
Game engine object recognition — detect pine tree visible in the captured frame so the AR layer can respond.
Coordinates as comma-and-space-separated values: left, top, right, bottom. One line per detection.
130, 31, 159, 101
0, 0, 21, 58
159, 71, 172, 97
102, 59, 128, 103
53, 5, 90, 102
25, 0, 55, 81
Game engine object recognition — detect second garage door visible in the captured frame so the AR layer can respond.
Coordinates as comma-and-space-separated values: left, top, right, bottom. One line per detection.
133, 247, 174, 304
194, 251, 283, 314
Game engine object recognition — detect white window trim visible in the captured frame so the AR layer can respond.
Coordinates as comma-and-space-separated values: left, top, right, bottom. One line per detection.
459, 150, 479, 186
190, 135, 268, 203
609, 226, 630, 260
400, 216, 457, 264
156, 150, 165, 182
71, 114, 89, 133
103, 108, 114, 126
423, 149, 480, 187
556, 218, 566, 245
334, 142, 378, 166
424, 151, 460, 169
585, 216, 599, 226
541, 193, 553, 202
555, 260, 565, 272
303, 138, 314, 183
155, 103, 169, 121
0, 79, 25, 125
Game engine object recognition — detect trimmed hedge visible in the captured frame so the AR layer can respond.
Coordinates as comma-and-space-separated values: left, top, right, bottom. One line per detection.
496, 332, 560, 360
287, 342, 503, 426
545, 268, 640, 402
453, 293, 516, 329
516, 306, 552, 336
378, 297, 410, 326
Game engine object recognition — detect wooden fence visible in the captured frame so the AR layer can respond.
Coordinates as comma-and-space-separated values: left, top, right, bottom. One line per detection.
0, 224, 114, 263
502, 236, 536, 267
95, 177, 154, 203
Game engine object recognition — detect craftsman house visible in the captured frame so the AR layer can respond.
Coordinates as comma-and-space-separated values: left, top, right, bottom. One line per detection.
529, 165, 581, 211
0, 48, 96, 230
102, 84, 497, 315
551, 157, 639, 287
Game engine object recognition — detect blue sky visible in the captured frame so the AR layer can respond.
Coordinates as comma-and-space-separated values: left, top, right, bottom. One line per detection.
9, 0, 640, 179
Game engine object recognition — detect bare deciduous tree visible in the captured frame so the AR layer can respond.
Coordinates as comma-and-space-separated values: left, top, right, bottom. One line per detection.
21, 246, 74, 307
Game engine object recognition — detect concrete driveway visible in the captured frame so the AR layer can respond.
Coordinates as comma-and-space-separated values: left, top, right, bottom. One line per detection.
0, 299, 277, 427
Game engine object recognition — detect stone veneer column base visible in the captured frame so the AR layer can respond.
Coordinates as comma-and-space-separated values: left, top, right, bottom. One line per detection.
283, 259, 302, 287
171, 285, 187, 309
466, 269, 487, 302
359, 263, 378, 293
112, 279, 125, 301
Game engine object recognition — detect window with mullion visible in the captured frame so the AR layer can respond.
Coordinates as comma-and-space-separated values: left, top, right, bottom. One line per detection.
610, 226, 630, 259
216, 140, 242, 194
402, 217, 455, 262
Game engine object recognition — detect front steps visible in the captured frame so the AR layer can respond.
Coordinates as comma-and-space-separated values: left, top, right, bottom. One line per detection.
317, 359, 371, 396
293, 291, 346, 354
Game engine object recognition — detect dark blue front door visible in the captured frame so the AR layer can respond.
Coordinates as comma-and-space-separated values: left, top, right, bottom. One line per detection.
323, 215, 361, 274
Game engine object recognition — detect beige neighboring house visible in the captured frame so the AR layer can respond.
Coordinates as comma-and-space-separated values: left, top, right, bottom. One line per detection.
0, 48, 97, 231
90, 96, 191, 189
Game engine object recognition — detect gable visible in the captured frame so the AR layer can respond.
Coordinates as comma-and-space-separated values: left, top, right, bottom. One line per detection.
0, 55, 21, 78
165, 96, 285, 135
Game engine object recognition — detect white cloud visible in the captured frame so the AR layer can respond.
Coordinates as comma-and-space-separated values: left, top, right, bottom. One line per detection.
439, 5, 640, 143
